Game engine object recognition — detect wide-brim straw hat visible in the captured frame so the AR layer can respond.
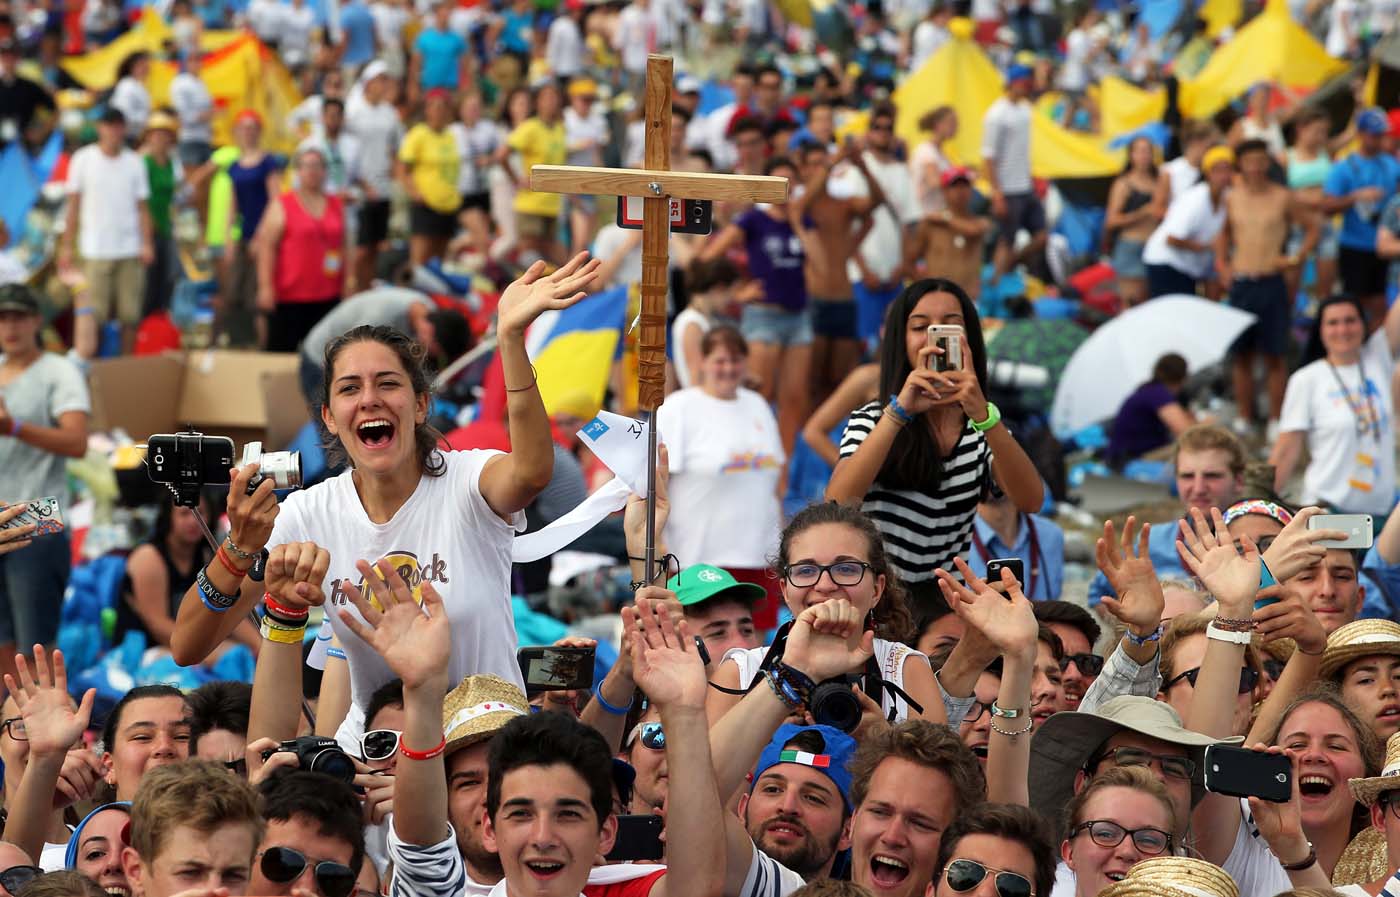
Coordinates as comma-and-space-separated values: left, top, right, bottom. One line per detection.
1029, 696, 1241, 824
1097, 857, 1239, 897
442, 674, 529, 756
1332, 826, 1389, 886
1350, 730, 1400, 806
1319, 619, 1400, 679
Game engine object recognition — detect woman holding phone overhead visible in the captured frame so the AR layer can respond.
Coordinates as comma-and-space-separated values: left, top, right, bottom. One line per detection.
169, 253, 602, 749
825, 279, 1043, 611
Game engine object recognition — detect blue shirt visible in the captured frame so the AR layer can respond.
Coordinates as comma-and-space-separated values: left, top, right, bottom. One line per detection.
1325, 151, 1400, 251
1362, 544, 1400, 621
964, 513, 1066, 601
499, 8, 534, 54
1086, 520, 1190, 605
339, 0, 377, 66
414, 27, 467, 90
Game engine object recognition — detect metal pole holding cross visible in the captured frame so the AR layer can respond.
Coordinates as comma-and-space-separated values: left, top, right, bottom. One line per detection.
530, 54, 789, 586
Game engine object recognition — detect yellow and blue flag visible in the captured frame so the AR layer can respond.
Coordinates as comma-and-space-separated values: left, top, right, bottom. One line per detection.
525, 285, 629, 418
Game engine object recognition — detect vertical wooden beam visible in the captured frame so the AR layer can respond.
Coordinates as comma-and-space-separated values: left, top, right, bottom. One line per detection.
638, 54, 673, 414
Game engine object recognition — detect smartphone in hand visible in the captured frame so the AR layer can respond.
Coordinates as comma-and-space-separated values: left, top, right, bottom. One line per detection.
1203, 745, 1292, 803
516, 646, 595, 693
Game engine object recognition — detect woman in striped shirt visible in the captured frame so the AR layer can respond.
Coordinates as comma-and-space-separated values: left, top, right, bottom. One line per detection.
825, 279, 1044, 612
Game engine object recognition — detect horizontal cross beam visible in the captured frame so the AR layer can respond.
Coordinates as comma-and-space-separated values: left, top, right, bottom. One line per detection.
529, 165, 789, 204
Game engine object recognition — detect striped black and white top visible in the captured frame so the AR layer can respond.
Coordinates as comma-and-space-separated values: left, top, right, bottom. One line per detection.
839, 401, 993, 583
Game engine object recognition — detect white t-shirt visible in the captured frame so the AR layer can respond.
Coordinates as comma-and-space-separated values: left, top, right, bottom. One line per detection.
65, 144, 150, 260
279, 4, 317, 67
615, 4, 657, 74
909, 19, 948, 72
981, 96, 1034, 195
269, 450, 526, 720
564, 106, 609, 168
1279, 327, 1396, 515
669, 307, 710, 389
110, 77, 150, 132
723, 638, 926, 722
704, 102, 739, 171
450, 118, 499, 195
1141, 182, 1227, 279
170, 72, 213, 144
837, 152, 921, 283
1326, 0, 1362, 57
656, 387, 784, 569
1163, 155, 1200, 203
371, 1, 410, 46
591, 224, 642, 290
1221, 798, 1292, 897
909, 139, 951, 216
1059, 27, 1093, 91
546, 15, 583, 77
247, 0, 286, 42
346, 99, 403, 197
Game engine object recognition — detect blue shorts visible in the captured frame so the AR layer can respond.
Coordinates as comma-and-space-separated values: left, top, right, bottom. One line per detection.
1111, 238, 1147, 280
1289, 220, 1339, 262
0, 533, 70, 646
741, 302, 813, 348
1228, 274, 1291, 356
1146, 264, 1197, 298
810, 297, 858, 340
995, 191, 1047, 245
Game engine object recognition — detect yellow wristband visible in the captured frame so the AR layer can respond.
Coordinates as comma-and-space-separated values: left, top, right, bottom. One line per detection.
260, 620, 306, 644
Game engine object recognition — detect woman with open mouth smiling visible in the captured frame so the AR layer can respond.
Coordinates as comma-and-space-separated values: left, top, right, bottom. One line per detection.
171, 252, 603, 751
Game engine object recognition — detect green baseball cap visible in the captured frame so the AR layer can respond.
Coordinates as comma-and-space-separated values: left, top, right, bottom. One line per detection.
667, 564, 767, 608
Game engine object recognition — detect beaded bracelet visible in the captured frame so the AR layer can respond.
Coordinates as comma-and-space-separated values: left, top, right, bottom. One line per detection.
990, 717, 1033, 737
1213, 616, 1255, 632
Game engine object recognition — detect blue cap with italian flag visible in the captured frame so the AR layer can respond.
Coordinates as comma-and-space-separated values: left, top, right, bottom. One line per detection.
751, 723, 858, 811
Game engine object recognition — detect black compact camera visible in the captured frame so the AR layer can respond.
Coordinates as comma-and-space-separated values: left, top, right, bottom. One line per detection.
147, 430, 302, 505
262, 736, 356, 783
809, 675, 863, 733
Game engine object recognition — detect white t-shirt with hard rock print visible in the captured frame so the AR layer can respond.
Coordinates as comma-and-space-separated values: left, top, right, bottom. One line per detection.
268, 449, 526, 737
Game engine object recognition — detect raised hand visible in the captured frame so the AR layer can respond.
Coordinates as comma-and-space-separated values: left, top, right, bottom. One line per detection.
4, 646, 95, 760
1252, 587, 1326, 656
623, 443, 670, 574
1097, 517, 1166, 635
625, 587, 708, 711
1178, 507, 1261, 613
935, 558, 1038, 658
339, 558, 451, 694
783, 598, 875, 682
497, 252, 603, 337
265, 541, 331, 609
1261, 507, 1346, 583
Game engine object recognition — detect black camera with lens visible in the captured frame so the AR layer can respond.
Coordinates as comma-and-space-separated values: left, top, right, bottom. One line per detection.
147, 430, 302, 506
261, 736, 356, 783
808, 674, 864, 733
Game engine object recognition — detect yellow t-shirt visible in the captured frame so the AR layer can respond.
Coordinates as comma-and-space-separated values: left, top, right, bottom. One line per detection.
508, 117, 567, 217
399, 123, 461, 214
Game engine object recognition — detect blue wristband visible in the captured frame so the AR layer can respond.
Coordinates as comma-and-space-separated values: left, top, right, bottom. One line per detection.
592, 685, 633, 716
326, 646, 347, 660
886, 394, 913, 424
197, 582, 231, 613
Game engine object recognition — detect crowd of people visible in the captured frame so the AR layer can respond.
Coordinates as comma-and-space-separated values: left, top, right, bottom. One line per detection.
4, 1, 1400, 897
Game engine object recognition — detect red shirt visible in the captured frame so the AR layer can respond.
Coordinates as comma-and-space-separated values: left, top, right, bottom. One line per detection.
273, 190, 345, 303
583, 869, 667, 897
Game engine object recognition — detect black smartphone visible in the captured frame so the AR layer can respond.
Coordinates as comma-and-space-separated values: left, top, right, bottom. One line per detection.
146, 432, 236, 486
1203, 745, 1292, 803
606, 814, 665, 861
516, 646, 595, 693
985, 558, 1024, 596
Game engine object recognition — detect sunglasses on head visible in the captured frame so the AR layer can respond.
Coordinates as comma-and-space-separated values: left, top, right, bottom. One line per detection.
1058, 653, 1104, 676
1165, 665, 1259, 695
260, 847, 356, 897
944, 859, 1034, 897
0, 865, 41, 895
361, 729, 403, 762
628, 721, 665, 751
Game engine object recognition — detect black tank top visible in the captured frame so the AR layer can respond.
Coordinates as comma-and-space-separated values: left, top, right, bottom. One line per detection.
115, 543, 205, 647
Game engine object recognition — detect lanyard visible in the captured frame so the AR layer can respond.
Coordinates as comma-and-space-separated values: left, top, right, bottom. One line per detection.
1326, 360, 1380, 441
970, 513, 1045, 599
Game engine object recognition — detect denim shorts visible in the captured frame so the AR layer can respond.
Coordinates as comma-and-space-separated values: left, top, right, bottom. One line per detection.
1110, 238, 1147, 280
741, 302, 813, 348
1288, 219, 1339, 262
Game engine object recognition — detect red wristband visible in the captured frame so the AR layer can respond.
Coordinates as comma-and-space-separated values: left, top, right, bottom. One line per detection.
399, 735, 447, 761
215, 546, 248, 579
263, 593, 309, 621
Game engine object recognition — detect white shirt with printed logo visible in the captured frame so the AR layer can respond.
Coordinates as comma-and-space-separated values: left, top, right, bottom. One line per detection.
269, 449, 526, 725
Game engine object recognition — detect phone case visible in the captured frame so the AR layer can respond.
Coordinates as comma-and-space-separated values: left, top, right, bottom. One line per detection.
0, 497, 64, 536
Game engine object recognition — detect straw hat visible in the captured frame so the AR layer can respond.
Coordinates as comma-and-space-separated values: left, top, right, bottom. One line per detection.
1350, 731, 1400, 806
1332, 826, 1389, 886
145, 110, 178, 135
441, 675, 529, 756
1097, 857, 1239, 897
1319, 619, 1400, 679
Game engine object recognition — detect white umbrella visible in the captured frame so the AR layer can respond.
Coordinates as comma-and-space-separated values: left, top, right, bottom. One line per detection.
1050, 295, 1257, 436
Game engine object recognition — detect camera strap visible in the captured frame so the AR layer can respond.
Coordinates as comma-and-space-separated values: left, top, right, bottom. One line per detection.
707, 621, 794, 696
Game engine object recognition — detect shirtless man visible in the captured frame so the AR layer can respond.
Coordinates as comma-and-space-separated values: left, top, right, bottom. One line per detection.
793, 139, 878, 401
904, 167, 991, 299
1215, 138, 1318, 440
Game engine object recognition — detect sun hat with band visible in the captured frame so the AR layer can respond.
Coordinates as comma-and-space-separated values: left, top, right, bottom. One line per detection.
667, 564, 767, 609
1319, 619, 1400, 680
442, 674, 529, 756
1029, 696, 1241, 825
751, 723, 858, 811
1096, 857, 1239, 897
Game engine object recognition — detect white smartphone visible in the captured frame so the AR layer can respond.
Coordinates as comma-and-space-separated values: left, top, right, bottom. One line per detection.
1307, 513, 1373, 550
926, 325, 964, 372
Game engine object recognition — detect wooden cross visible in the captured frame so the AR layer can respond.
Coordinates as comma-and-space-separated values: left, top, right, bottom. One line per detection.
531, 54, 789, 583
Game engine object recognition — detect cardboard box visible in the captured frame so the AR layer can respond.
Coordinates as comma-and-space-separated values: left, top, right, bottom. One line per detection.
89, 350, 309, 450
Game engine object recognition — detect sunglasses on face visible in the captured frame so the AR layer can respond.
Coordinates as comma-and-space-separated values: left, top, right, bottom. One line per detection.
1058, 653, 1105, 676
1164, 666, 1259, 695
628, 721, 665, 751
260, 847, 356, 897
783, 561, 872, 588
0, 865, 41, 895
1071, 820, 1172, 855
943, 858, 1034, 897
1089, 746, 1196, 781
361, 729, 403, 762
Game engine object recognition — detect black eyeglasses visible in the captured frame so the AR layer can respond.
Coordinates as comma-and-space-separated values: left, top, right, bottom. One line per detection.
1089, 746, 1196, 781
783, 561, 872, 588
260, 847, 356, 897
1059, 653, 1105, 676
1263, 659, 1285, 681
0, 718, 26, 741
0, 865, 42, 895
1164, 666, 1260, 695
963, 701, 992, 724
943, 858, 1034, 897
361, 729, 403, 762
1381, 795, 1400, 820
1071, 820, 1172, 856
629, 722, 665, 751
